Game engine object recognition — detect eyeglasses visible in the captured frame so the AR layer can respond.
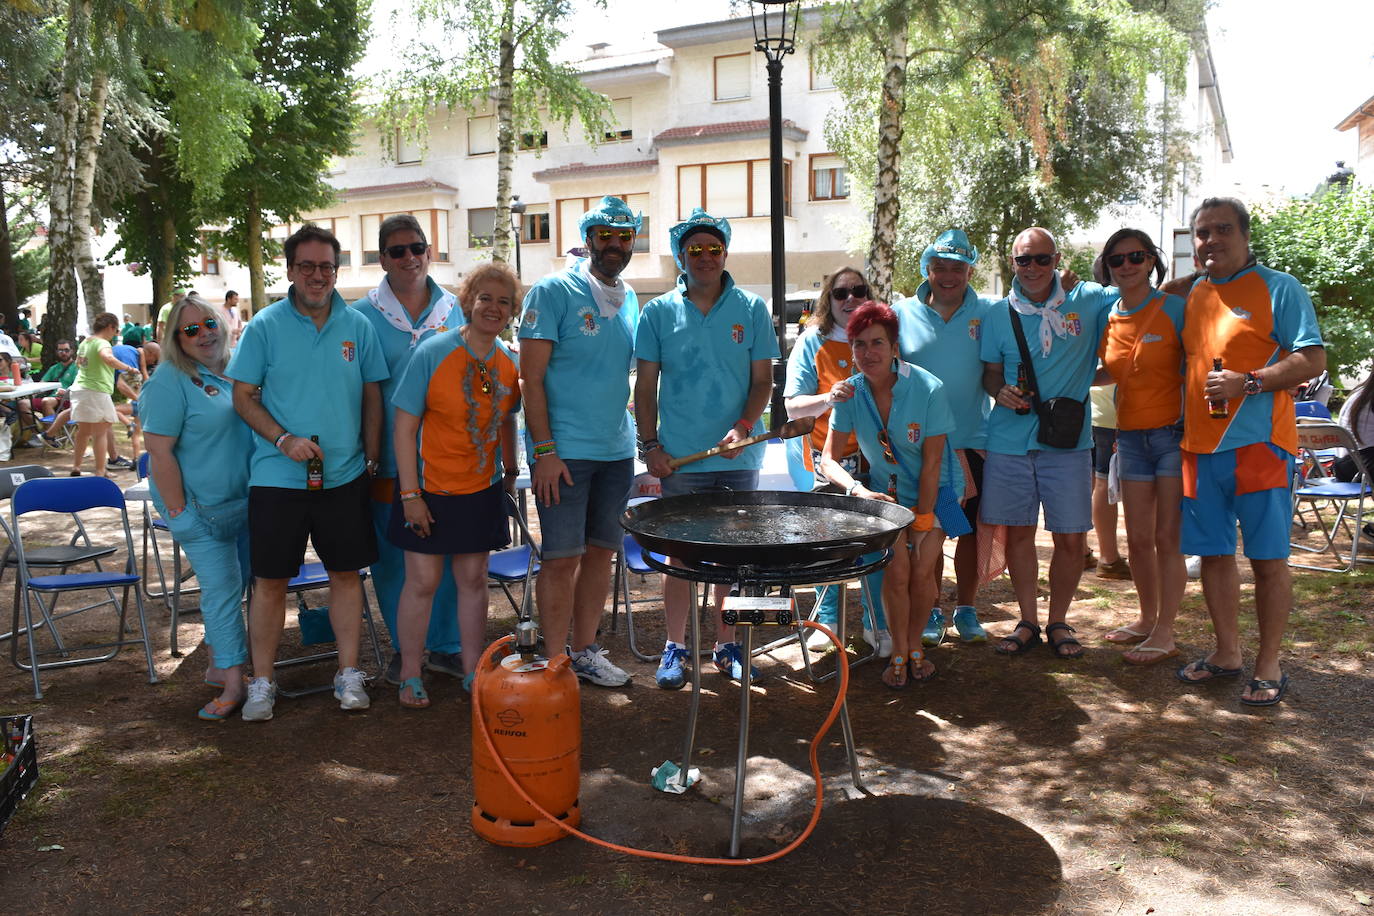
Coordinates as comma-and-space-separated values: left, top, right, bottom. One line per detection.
595, 229, 635, 243
1012, 253, 1056, 267
832, 284, 869, 301
685, 243, 725, 257
293, 262, 336, 276
1106, 250, 1152, 268
180, 317, 219, 338
876, 428, 896, 464
384, 241, 428, 259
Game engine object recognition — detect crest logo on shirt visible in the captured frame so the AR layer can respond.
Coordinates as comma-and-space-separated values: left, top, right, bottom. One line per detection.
341, 340, 356, 362
906, 422, 921, 444
967, 318, 981, 341
730, 324, 745, 344
523, 308, 539, 327
577, 305, 600, 337
436, 325, 448, 333
838, 359, 848, 368
1141, 333, 1163, 344
1231, 306, 1252, 320
1064, 312, 1082, 336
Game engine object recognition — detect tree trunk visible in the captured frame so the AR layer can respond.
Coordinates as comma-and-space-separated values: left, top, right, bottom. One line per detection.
866, 28, 908, 304
0, 181, 19, 335
155, 209, 177, 311
72, 65, 111, 317
489, 0, 516, 264
44, 0, 89, 350
246, 189, 267, 312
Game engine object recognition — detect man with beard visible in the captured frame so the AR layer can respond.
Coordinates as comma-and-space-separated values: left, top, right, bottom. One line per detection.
352, 213, 463, 685
518, 196, 641, 688
228, 224, 388, 721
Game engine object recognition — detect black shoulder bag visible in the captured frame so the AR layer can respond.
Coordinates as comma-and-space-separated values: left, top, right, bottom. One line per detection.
1007, 303, 1086, 450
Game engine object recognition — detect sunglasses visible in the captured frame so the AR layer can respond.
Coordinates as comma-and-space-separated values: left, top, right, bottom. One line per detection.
1012, 253, 1056, 267
1106, 250, 1152, 268
876, 428, 896, 464
180, 317, 219, 338
685, 243, 725, 257
384, 241, 428, 259
832, 284, 869, 301
595, 229, 635, 243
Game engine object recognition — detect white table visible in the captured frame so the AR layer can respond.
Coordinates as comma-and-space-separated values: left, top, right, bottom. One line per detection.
0, 381, 60, 402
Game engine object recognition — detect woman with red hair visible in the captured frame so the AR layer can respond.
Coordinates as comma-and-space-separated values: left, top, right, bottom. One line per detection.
821, 302, 957, 688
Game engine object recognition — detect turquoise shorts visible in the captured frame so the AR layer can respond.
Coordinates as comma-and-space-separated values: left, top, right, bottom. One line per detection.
1180, 445, 1294, 560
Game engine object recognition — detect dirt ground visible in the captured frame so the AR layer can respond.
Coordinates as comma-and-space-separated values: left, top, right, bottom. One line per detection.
0, 446, 1371, 915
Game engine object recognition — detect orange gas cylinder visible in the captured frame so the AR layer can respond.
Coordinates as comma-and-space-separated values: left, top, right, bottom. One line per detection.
471, 650, 582, 847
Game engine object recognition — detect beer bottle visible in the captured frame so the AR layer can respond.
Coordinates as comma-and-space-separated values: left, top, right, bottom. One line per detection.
307, 435, 324, 490
1015, 363, 1033, 415
1209, 358, 1228, 419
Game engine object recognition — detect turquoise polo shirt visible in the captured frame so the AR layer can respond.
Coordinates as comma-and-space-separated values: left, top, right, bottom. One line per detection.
351, 277, 466, 478
139, 361, 252, 511
226, 289, 389, 489
830, 361, 960, 507
980, 278, 1116, 454
636, 271, 781, 472
517, 264, 639, 462
895, 283, 997, 450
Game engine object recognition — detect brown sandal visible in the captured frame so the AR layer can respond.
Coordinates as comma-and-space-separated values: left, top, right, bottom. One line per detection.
881, 656, 908, 690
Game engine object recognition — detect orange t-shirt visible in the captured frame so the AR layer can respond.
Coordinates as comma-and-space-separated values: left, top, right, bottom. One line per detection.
1098, 291, 1186, 431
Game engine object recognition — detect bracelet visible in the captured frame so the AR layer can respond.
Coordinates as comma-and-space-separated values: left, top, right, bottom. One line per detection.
274, 432, 291, 449
912, 512, 935, 532
399, 489, 422, 501
734, 418, 752, 433
531, 438, 555, 449
503, 468, 519, 477
533, 443, 557, 458
845, 480, 861, 496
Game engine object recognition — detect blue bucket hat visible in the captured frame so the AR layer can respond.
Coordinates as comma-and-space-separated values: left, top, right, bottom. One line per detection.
919, 229, 979, 277
669, 208, 732, 271
578, 195, 643, 238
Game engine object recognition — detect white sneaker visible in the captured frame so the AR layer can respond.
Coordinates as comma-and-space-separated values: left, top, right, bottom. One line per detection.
863, 627, 894, 658
1186, 555, 1202, 579
571, 644, 630, 687
334, 667, 371, 710
802, 625, 837, 651
241, 677, 276, 722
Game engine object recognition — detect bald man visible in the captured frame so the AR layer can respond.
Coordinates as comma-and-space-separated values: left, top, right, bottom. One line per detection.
978, 228, 1118, 660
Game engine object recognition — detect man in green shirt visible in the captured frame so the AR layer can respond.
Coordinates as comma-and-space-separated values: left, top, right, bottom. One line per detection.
156, 289, 185, 341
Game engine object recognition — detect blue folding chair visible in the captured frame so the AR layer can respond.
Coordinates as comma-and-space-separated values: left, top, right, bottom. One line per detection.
269, 562, 385, 699
134, 452, 202, 656
1291, 422, 1373, 572
611, 532, 671, 662
9, 475, 158, 698
488, 492, 540, 615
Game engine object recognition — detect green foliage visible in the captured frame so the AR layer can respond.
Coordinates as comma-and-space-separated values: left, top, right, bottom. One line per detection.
1250, 186, 1374, 384
819, 0, 1195, 291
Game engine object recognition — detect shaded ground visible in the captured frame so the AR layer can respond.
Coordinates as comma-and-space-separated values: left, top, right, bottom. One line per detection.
1, 446, 1371, 914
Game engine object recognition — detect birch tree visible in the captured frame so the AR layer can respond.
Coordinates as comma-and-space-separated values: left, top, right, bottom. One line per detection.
377, 0, 614, 264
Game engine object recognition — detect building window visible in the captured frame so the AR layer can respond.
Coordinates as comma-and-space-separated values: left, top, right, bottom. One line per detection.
678, 160, 791, 219
521, 205, 550, 243
714, 53, 750, 101
395, 129, 421, 164
200, 234, 220, 275
519, 129, 549, 150
554, 193, 649, 255
809, 154, 849, 200
468, 207, 496, 247
271, 217, 353, 267
604, 98, 632, 141
468, 115, 495, 155
809, 52, 836, 91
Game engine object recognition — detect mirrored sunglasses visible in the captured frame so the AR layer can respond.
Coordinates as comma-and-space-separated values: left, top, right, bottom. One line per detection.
595, 229, 635, 243
685, 243, 725, 257
180, 317, 219, 338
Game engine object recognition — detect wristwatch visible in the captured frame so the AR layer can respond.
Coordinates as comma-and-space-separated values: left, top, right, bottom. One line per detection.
1242, 371, 1263, 396
365, 458, 380, 476
845, 480, 861, 496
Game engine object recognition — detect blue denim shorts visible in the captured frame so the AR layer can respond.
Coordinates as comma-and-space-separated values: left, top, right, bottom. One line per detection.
1117, 425, 1183, 482
659, 467, 760, 499
1091, 426, 1116, 478
979, 449, 1093, 532
534, 458, 634, 559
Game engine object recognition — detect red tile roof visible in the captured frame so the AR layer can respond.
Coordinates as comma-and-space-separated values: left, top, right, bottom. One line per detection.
335, 179, 459, 197
654, 119, 807, 143
532, 158, 659, 182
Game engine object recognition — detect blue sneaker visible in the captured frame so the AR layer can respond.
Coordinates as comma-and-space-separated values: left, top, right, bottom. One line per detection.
921, 609, 947, 647
713, 642, 760, 682
952, 605, 988, 643
656, 642, 689, 690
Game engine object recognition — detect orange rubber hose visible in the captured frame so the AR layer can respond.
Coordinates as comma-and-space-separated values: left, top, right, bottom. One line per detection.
472, 620, 849, 865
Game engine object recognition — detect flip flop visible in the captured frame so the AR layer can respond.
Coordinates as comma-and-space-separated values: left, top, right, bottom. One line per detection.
198, 696, 243, 721
398, 676, 430, 709
1175, 657, 1243, 684
908, 650, 936, 683
1239, 674, 1289, 707
1103, 626, 1148, 643
1123, 645, 1181, 667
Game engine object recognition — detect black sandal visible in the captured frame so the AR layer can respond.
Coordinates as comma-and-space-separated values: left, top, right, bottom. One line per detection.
1045, 622, 1085, 659
995, 620, 1042, 655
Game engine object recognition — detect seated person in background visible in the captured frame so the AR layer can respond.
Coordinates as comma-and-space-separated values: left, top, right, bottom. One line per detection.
1335, 372, 1374, 483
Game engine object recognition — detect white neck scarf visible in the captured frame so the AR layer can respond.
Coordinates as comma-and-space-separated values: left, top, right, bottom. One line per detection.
1007, 276, 1068, 357
368, 276, 455, 350
827, 324, 849, 343
581, 260, 626, 318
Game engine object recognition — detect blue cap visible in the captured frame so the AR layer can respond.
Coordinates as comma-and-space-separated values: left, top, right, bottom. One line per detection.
578, 195, 644, 238
919, 229, 978, 277
669, 208, 732, 271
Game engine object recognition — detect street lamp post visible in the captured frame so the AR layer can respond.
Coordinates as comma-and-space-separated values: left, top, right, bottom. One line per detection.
749, 0, 800, 427
509, 194, 527, 284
